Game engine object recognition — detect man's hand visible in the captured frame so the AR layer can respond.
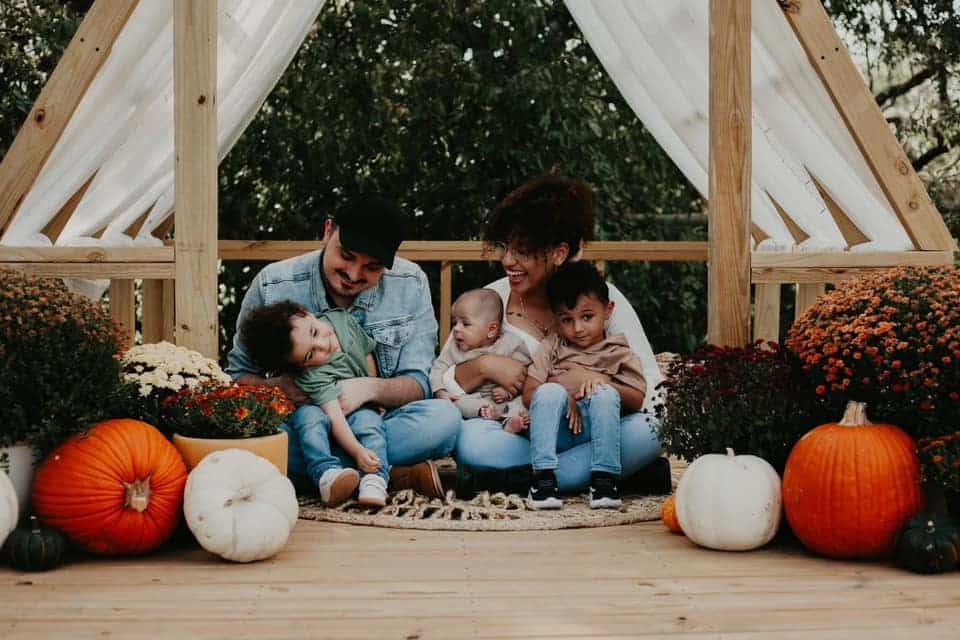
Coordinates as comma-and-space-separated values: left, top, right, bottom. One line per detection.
355, 448, 381, 474
567, 398, 583, 435
490, 386, 512, 403
338, 377, 378, 415
549, 364, 610, 397
483, 356, 527, 396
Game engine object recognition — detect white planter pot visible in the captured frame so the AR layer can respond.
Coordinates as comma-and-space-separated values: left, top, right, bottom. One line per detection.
0, 444, 38, 517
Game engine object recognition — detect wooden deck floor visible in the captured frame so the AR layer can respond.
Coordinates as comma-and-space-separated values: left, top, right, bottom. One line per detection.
2, 520, 959, 639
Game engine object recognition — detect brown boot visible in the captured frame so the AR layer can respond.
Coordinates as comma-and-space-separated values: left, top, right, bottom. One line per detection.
390, 460, 444, 499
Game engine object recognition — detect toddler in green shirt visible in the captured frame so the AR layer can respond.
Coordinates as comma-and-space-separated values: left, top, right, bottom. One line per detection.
240, 300, 389, 507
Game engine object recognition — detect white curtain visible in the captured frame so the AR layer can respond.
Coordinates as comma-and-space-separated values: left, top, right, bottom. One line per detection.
565, 0, 912, 252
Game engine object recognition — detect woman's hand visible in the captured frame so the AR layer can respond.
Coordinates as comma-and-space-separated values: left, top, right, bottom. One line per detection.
575, 375, 609, 401
355, 448, 381, 474
481, 355, 527, 396
548, 364, 610, 397
567, 397, 583, 435
490, 386, 513, 402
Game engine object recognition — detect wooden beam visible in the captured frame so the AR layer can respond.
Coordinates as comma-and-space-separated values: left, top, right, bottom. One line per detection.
162, 280, 176, 342
808, 170, 870, 247
41, 171, 97, 243
0, 246, 172, 262
795, 283, 826, 319
0, 262, 174, 278
708, 0, 752, 347
141, 279, 164, 344
174, 0, 218, 357
768, 193, 810, 243
109, 279, 136, 349
439, 261, 453, 349
751, 249, 953, 270
779, 0, 953, 251
753, 283, 781, 343
152, 213, 175, 240
0, 0, 139, 236
123, 206, 153, 238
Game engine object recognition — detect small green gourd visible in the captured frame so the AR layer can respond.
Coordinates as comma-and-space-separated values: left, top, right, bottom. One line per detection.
895, 513, 960, 574
7, 516, 66, 572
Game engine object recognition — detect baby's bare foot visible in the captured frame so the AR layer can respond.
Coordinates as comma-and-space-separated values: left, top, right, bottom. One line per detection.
479, 404, 501, 420
503, 412, 529, 433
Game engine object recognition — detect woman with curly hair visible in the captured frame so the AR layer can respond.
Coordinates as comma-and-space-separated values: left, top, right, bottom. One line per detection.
438, 174, 665, 496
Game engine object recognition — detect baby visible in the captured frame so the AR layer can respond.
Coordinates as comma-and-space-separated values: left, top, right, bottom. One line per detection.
430, 289, 531, 433
240, 300, 389, 507
522, 261, 647, 510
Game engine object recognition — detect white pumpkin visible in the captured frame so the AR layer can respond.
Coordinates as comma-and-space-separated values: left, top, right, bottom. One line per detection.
184, 449, 299, 562
676, 448, 781, 551
0, 469, 18, 548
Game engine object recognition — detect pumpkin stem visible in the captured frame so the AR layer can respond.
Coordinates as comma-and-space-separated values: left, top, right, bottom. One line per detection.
725, 447, 736, 457
123, 476, 152, 513
28, 515, 40, 533
838, 401, 872, 427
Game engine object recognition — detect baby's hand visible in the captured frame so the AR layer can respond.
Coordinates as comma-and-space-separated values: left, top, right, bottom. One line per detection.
491, 386, 512, 403
355, 448, 381, 474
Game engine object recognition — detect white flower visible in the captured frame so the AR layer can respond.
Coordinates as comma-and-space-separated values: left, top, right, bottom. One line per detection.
122, 341, 231, 397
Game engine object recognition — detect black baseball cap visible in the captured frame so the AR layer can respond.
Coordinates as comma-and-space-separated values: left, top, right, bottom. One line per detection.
334, 194, 405, 268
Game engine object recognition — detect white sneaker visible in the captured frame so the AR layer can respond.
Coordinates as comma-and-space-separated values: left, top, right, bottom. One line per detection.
318, 468, 360, 506
357, 474, 388, 507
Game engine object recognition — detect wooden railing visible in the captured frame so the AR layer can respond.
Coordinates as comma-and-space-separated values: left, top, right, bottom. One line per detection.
0, 241, 953, 349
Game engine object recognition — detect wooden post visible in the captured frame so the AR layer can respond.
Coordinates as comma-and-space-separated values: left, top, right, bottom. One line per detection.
109, 279, 136, 349
0, 0, 139, 235
141, 279, 164, 343
174, 0, 218, 357
753, 283, 781, 343
162, 280, 176, 342
439, 261, 453, 348
795, 283, 826, 320
708, 0, 752, 346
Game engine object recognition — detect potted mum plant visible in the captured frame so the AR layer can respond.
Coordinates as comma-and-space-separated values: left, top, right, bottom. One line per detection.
0, 269, 125, 514
114, 341, 232, 431
162, 382, 294, 473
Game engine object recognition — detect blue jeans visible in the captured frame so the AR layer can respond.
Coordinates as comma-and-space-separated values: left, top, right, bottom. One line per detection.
456, 387, 661, 493
529, 382, 622, 476
284, 399, 461, 485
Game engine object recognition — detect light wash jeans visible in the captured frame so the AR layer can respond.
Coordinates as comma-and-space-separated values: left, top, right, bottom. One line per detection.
456, 386, 661, 493
284, 399, 461, 486
529, 382, 622, 476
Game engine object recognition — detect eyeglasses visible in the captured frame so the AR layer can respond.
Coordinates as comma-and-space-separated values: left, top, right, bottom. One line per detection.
487, 242, 536, 262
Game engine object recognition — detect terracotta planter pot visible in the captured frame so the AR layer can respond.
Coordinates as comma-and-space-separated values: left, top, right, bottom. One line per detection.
172, 432, 288, 475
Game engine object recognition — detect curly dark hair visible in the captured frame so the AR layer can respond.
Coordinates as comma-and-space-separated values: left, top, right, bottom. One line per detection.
239, 300, 308, 374
546, 261, 609, 311
484, 174, 595, 258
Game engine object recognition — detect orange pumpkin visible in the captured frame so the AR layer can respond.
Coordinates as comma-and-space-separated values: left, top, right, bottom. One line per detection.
782, 401, 922, 559
661, 495, 683, 534
32, 419, 187, 555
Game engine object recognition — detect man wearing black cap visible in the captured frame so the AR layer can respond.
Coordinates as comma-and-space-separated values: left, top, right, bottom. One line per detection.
227, 195, 460, 499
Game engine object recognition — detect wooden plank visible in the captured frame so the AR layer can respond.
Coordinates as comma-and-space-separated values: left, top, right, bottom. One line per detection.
0, 246, 172, 262
123, 206, 153, 238
768, 193, 810, 243
751, 249, 953, 269
41, 171, 97, 243
140, 279, 164, 344
108, 279, 136, 348
174, 0, 218, 357
795, 283, 826, 319
0, 262, 174, 278
779, 0, 954, 251
755, 267, 889, 283
808, 170, 870, 247
0, 0, 140, 235
753, 283, 781, 343
708, 0, 752, 347
216, 240, 711, 263
439, 261, 453, 348
162, 279, 176, 342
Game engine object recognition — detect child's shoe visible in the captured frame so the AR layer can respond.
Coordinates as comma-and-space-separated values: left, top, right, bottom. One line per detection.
589, 471, 623, 509
318, 468, 360, 506
527, 469, 563, 510
357, 474, 389, 507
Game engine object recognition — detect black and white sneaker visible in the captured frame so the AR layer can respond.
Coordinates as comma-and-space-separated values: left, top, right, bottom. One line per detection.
589, 472, 623, 509
527, 470, 563, 510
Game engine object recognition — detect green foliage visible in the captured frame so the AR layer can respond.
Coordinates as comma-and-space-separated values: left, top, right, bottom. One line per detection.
654, 342, 827, 472
919, 432, 960, 494
0, 269, 125, 454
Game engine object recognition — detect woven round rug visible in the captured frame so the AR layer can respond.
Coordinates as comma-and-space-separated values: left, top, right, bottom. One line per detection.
298, 489, 667, 531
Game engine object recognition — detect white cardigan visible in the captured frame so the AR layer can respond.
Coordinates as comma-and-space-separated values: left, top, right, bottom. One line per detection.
441, 277, 663, 412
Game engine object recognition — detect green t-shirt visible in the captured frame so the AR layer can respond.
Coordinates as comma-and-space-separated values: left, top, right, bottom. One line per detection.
295, 308, 377, 406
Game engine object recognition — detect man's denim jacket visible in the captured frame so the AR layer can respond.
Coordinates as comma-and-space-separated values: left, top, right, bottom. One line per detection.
226, 250, 437, 399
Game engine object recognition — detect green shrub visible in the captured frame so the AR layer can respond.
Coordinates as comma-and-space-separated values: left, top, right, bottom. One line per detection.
0, 269, 125, 453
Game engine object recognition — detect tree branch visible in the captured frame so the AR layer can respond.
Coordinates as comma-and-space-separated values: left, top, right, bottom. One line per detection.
913, 134, 949, 171
875, 66, 937, 107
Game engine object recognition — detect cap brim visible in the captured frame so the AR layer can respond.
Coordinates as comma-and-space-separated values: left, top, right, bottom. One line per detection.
338, 225, 395, 268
